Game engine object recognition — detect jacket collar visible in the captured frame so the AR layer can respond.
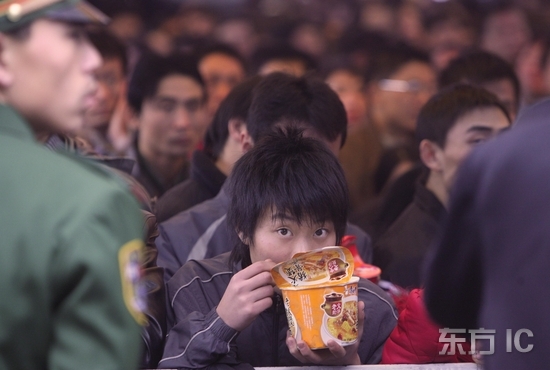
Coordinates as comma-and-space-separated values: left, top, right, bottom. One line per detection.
0, 104, 34, 142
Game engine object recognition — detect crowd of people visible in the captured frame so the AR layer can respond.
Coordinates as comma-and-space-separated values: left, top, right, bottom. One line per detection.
2, 0, 550, 369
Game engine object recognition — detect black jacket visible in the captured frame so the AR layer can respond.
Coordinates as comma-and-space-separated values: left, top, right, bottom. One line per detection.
155, 150, 226, 223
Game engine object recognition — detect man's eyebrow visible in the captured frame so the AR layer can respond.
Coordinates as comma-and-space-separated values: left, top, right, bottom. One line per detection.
466, 126, 494, 134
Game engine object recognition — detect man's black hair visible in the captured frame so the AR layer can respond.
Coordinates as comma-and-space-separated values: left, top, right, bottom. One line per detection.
127, 52, 204, 114
364, 41, 431, 83
247, 72, 347, 147
203, 75, 262, 161
228, 126, 349, 265
250, 42, 317, 74
87, 26, 128, 75
438, 50, 520, 115
416, 83, 511, 148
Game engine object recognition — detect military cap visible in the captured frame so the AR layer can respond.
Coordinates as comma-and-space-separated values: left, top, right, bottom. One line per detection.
0, 0, 108, 32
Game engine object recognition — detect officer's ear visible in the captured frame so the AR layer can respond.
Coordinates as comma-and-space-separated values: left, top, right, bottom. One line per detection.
0, 34, 15, 88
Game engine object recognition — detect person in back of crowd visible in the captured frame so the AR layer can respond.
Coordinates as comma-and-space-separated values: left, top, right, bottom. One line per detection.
365, 42, 437, 194
349, 43, 436, 239
155, 76, 261, 223
374, 84, 511, 289
479, 3, 532, 66
82, 26, 132, 156
127, 52, 208, 198
197, 43, 247, 127
439, 49, 521, 121
156, 72, 374, 281
0, 1, 145, 369
325, 63, 383, 213
158, 128, 398, 369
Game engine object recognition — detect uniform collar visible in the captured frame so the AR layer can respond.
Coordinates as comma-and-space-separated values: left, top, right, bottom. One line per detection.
0, 104, 34, 142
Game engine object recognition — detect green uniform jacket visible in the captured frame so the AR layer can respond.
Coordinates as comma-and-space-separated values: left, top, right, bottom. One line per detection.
0, 105, 144, 370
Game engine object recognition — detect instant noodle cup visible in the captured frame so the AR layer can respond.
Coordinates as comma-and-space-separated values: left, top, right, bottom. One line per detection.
271, 246, 355, 288
271, 247, 359, 349
279, 276, 360, 349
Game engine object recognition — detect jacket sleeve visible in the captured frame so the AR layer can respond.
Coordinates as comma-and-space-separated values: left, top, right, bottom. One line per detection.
357, 280, 399, 364
159, 261, 245, 370
50, 186, 144, 370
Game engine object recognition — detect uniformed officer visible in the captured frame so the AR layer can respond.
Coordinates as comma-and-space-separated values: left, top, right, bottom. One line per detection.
0, 1, 146, 369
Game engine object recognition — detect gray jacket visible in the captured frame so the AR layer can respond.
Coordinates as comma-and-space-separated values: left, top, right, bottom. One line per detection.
158, 252, 398, 369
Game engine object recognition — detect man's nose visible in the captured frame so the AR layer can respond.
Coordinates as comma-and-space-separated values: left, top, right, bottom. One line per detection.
173, 106, 191, 129
84, 42, 102, 74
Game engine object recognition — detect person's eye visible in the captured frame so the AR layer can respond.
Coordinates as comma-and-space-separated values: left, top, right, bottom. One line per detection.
67, 28, 87, 42
277, 228, 291, 236
468, 137, 488, 145
314, 228, 329, 237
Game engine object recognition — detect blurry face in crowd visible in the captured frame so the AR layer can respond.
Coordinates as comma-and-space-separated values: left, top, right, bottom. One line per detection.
199, 52, 245, 118
84, 57, 126, 129
373, 61, 437, 136
481, 8, 531, 64
326, 69, 368, 132
0, 19, 101, 135
248, 209, 336, 264
433, 107, 510, 191
137, 74, 206, 159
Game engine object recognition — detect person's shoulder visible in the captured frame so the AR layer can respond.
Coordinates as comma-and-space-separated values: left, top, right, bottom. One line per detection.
156, 178, 204, 222
358, 279, 398, 319
167, 253, 234, 290
160, 191, 228, 232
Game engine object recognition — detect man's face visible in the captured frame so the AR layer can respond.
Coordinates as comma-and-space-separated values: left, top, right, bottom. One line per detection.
199, 52, 245, 118
1, 19, 101, 134
137, 74, 206, 158
326, 69, 368, 131
373, 61, 436, 135
434, 107, 510, 190
249, 209, 336, 264
84, 57, 126, 129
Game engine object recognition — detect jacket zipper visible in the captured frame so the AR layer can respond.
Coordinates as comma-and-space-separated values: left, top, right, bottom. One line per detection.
272, 294, 282, 366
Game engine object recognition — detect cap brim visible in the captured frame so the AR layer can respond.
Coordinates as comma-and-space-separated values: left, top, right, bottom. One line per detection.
45, 1, 109, 25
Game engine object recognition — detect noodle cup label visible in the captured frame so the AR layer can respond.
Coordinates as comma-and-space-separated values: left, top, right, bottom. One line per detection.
280, 276, 360, 349
271, 246, 355, 288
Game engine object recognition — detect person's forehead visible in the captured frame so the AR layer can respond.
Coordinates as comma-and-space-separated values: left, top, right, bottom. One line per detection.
449, 107, 510, 137
390, 60, 435, 81
154, 74, 204, 97
200, 52, 244, 70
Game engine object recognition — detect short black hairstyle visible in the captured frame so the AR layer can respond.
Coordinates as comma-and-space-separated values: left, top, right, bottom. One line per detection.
197, 42, 248, 73
365, 41, 431, 83
203, 75, 262, 161
228, 127, 349, 265
416, 83, 511, 148
127, 52, 205, 114
247, 72, 347, 147
438, 50, 520, 115
87, 27, 128, 75
250, 42, 317, 74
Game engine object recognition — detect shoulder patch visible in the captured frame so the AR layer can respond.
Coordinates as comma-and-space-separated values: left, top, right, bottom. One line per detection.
118, 239, 148, 325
